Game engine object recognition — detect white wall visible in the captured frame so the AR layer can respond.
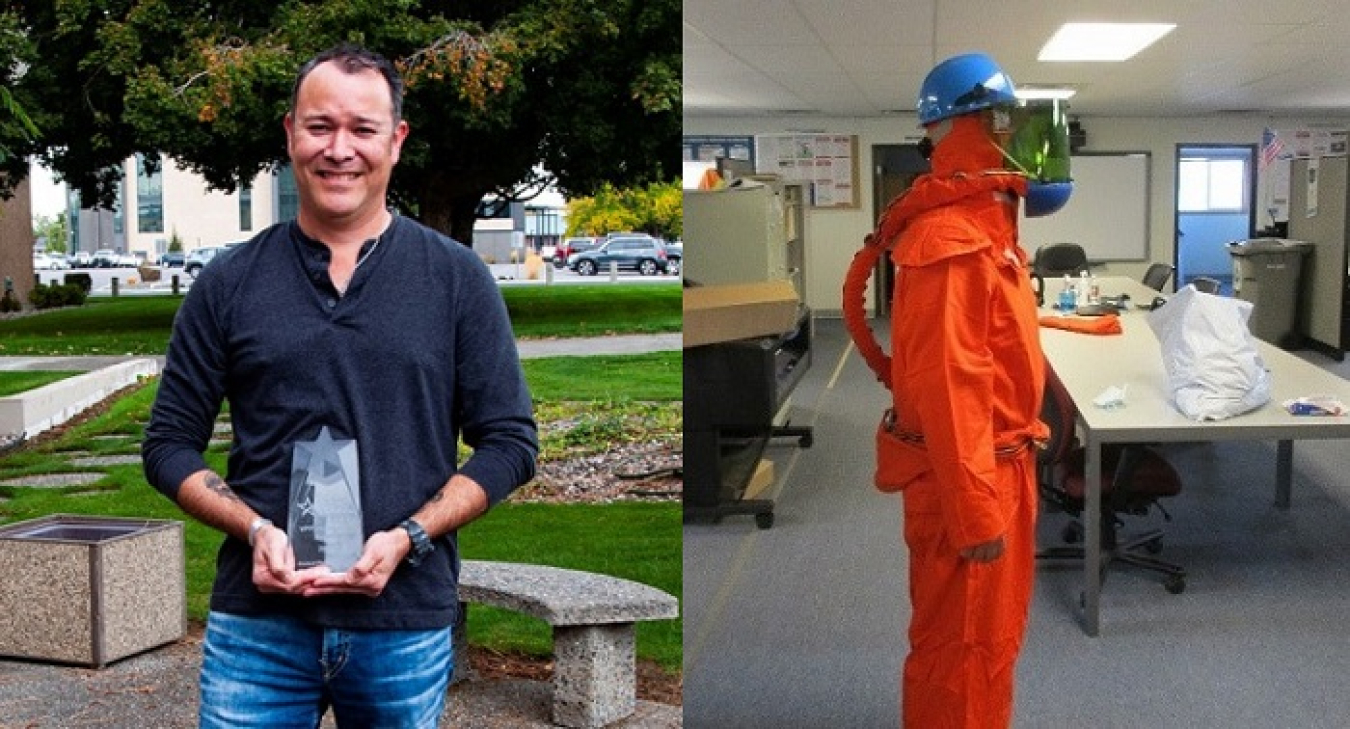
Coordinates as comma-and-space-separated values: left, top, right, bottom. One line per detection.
122, 158, 278, 257
684, 113, 1350, 315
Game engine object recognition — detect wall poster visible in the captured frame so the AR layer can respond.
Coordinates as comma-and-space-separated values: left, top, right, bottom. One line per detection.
753, 134, 859, 209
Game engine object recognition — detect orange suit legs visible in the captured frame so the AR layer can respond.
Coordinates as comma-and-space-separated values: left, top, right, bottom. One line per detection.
900, 450, 1037, 728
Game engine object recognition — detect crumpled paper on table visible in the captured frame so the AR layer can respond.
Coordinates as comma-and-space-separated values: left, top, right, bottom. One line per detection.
1093, 385, 1128, 409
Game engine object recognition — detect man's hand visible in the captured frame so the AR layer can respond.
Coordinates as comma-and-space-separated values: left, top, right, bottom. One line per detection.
251, 525, 328, 593
301, 528, 408, 598
960, 535, 1006, 563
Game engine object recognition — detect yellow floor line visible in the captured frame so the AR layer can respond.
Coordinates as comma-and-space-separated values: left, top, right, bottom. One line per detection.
687, 337, 858, 671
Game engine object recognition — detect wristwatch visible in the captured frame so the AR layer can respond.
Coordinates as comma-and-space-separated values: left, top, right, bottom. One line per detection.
400, 518, 434, 566
247, 517, 272, 548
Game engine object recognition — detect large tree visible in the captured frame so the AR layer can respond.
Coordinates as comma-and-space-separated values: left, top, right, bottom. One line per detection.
0, 0, 679, 245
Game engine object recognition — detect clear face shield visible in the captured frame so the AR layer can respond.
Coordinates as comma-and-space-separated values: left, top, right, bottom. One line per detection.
989, 100, 1074, 216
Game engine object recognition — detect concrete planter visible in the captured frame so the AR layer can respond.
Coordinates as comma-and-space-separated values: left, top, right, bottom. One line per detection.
0, 515, 185, 666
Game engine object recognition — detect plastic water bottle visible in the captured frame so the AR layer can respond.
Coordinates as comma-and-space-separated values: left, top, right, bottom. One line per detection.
1078, 270, 1090, 306
1058, 275, 1076, 311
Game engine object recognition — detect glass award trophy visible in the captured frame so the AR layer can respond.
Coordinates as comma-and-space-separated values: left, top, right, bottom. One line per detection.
288, 426, 364, 573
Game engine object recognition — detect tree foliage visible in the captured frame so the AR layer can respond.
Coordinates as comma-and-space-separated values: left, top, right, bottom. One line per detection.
0, 0, 680, 245
32, 212, 67, 253
566, 180, 681, 240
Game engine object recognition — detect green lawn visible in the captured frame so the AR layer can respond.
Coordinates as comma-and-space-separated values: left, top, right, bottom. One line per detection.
0, 284, 681, 356
0, 371, 79, 396
0, 288, 684, 674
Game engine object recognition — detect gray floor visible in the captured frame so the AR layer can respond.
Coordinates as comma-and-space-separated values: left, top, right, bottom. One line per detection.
684, 317, 1350, 728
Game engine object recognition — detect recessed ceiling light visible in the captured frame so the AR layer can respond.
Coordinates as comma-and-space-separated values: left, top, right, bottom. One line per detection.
1039, 22, 1176, 62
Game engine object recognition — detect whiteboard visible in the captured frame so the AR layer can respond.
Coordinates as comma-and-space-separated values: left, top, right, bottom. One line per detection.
1021, 153, 1150, 262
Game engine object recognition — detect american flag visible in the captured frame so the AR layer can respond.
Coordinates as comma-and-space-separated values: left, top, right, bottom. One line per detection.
1260, 127, 1285, 170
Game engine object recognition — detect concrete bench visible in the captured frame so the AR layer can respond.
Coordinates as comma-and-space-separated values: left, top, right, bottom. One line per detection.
454, 560, 679, 728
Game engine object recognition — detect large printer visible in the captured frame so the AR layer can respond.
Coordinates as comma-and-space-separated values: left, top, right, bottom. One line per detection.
683, 301, 812, 528
683, 179, 813, 528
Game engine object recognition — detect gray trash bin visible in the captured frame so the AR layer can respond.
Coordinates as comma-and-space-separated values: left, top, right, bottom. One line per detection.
1228, 238, 1312, 348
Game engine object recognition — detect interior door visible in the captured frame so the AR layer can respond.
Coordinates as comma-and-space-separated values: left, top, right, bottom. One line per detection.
871, 144, 929, 314
1175, 145, 1257, 294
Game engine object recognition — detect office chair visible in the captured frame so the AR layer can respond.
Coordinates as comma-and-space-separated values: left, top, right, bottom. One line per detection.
1190, 276, 1222, 294
1032, 243, 1090, 278
1141, 262, 1174, 292
1036, 364, 1188, 595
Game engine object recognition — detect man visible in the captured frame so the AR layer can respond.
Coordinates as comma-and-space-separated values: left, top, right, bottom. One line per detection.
142, 44, 538, 726
843, 52, 1072, 727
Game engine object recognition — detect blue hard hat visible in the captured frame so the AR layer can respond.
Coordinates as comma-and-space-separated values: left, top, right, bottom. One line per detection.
917, 53, 1017, 125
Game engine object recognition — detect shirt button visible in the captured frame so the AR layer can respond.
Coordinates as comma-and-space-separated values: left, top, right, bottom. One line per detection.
326, 298, 337, 308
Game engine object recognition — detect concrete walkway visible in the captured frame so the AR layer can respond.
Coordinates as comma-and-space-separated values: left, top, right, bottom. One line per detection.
517, 332, 681, 358
0, 332, 681, 373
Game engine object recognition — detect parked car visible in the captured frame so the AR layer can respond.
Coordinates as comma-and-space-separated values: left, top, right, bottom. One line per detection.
159, 251, 185, 267
569, 235, 670, 276
32, 252, 68, 270
90, 249, 120, 268
663, 240, 681, 276
554, 237, 602, 268
116, 251, 142, 268
70, 251, 93, 268
184, 246, 227, 277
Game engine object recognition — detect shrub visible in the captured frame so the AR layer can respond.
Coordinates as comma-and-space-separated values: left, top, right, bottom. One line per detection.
27, 282, 87, 309
63, 272, 93, 294
0, 291, 20, 313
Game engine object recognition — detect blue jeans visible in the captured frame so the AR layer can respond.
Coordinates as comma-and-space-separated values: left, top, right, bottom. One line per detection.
199, 611, 454, 728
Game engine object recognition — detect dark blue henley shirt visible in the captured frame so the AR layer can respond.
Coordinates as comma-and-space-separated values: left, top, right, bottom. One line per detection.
142, 215, 538, 630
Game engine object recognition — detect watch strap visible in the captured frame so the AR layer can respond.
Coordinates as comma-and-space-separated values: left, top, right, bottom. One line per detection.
248, 517, 272, 548
400, 518, 434, 566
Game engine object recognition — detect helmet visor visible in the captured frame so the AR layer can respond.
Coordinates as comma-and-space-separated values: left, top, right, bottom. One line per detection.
996, 100, 1072, 184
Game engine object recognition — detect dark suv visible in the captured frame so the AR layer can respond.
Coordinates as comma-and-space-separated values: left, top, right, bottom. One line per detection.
569, 235, 670, 276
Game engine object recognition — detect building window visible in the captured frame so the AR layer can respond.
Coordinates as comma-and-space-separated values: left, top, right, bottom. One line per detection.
1179, 156, 1247, 213
475, 197, 512, 219
683, 135, 755, 189
136, 153, 164, 233
239, 184, 253, 231
276, 166, 299, 222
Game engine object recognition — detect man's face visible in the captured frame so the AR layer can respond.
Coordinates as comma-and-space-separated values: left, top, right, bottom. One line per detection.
284, 61, 409, 230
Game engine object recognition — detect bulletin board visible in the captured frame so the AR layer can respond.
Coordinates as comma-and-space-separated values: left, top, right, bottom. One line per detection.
753, 134, 859, 208
1021, 152, 1151, 262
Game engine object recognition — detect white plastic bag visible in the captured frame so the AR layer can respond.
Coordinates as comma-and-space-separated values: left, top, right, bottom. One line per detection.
1146, 285, 1271, 421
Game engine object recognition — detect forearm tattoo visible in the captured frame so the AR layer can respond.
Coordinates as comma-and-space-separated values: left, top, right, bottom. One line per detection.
204, 473, 241, 503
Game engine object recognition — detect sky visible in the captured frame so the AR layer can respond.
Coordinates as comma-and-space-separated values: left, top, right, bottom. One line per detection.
28, 163, 66, 222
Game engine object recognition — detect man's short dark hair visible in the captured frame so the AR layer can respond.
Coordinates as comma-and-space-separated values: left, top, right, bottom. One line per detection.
291, 43, 405, 123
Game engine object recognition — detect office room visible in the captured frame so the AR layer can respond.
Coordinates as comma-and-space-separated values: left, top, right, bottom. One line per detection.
683, 1, 1350, 726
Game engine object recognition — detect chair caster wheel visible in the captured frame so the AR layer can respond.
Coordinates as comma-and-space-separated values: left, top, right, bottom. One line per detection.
755, 512, 775, 529
1165, 575, 1186, 594
798, 433, 814, 448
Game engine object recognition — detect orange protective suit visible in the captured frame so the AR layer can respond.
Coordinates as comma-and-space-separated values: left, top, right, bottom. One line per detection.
866, 115, 1047, 728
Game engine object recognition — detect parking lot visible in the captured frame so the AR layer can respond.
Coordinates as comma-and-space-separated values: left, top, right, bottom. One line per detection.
32, 260, 678, 296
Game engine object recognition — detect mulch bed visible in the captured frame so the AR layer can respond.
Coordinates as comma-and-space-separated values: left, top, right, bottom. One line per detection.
470, 647, 682, 706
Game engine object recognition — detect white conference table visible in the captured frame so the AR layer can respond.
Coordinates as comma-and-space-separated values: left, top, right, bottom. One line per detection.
1039, 276, 1350, 635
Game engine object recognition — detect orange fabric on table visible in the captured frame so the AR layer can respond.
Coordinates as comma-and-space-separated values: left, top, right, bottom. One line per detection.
1038, 313, 1123, 335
